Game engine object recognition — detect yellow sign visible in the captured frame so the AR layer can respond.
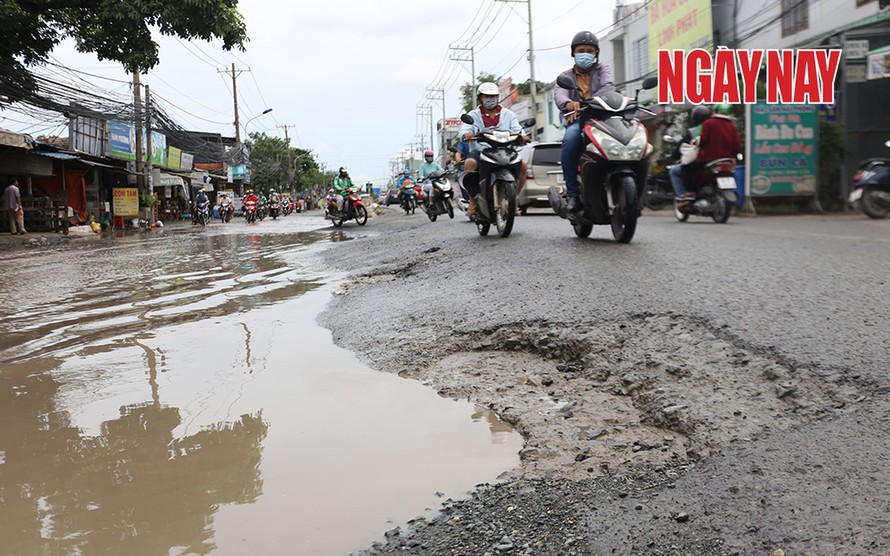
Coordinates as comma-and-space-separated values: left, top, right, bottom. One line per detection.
113, 187, 140, 217
168, 146, 183, 169
648, 0, 713, 73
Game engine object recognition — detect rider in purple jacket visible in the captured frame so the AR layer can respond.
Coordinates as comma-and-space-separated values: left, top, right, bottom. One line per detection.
553, 31, 615, 213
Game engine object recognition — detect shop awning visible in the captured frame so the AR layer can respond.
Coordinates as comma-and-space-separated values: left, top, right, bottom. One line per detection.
158, 172, 185, 187
0, 128, 33, 149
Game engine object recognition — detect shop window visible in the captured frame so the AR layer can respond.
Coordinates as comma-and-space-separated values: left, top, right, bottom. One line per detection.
781, 0, 810, 37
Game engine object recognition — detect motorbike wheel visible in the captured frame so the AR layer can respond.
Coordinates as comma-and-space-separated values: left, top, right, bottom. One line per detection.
711, 193, 731, 223
355, 205, 368, 225
494, 180, 516, 238
199, 214, 207, 227
573, 221, 593, 238
642, 178, 669, 211
862, 188, 890, 219
477, 221, 490, 236
446, 199, 454, 219
428, 211, 437, 222
673, 200, 690, 222
610, 176, 638, 243
332, 215, 344, 227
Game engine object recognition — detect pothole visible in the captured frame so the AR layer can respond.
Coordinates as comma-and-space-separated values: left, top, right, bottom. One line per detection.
399, 314, 871, 480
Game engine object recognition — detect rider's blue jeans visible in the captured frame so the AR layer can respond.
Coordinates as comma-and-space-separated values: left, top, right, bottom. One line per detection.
669, 164, 687, 197
560, 121, 583, 198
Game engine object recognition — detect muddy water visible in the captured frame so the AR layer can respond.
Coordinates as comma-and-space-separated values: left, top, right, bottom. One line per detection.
0, 220, 521, 555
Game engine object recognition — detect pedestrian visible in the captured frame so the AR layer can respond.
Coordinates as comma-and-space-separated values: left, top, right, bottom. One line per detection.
5, 178, 26, 235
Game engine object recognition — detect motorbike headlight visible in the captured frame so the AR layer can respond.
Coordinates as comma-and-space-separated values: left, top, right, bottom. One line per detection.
590, 127, 648, 161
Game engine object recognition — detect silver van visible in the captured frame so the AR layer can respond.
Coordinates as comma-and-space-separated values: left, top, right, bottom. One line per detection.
518, 141, 564, 214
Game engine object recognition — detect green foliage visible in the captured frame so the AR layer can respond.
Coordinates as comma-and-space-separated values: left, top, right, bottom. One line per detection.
0, 0, 247, 77
139, 191, 157, 208
818, 119, 847, 211
247, 132, 322, 195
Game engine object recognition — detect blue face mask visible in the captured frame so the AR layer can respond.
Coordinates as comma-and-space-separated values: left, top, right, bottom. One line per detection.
575, 53, 596, 70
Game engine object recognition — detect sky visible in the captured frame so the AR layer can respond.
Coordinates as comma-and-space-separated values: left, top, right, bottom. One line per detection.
3, 0, 618, 186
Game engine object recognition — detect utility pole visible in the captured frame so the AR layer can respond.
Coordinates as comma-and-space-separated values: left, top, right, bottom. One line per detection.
426, 88, 446, 159
450, 46, 476, 104
495, 0, 538, 141
145, 84, 153, 194
133, 69, 144, 192
218, 64, 251, 147
277, 124, 296, 191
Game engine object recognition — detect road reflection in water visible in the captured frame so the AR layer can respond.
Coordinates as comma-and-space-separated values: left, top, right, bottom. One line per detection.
0, 224, 521, 555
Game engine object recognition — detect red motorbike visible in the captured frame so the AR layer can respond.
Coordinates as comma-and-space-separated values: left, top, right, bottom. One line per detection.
244, 199, 258, 224
325, 187, 368, 227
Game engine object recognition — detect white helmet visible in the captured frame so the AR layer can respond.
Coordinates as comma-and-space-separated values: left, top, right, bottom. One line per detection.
477, 82, 499, 97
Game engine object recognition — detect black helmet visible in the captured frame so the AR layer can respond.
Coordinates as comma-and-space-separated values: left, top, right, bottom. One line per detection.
691, 105, 713, 126
571, 31, 599, 55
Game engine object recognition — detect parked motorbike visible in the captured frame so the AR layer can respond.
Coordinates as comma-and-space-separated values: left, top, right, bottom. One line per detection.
548, 75, 657, 243
420, 171, 455, 222
269, 199, 280, 220
459, 114, 535, 237
399, 182, 417, 215
849, 139, 890, 219
673, 159, 738, 223
244, 199, 258, 224
642, 136, 678, 211
326, 187, 368, 227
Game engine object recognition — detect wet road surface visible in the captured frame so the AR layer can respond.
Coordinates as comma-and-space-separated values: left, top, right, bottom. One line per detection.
0, 215, 522, 555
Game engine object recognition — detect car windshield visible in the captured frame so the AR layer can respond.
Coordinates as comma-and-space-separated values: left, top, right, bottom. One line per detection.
533, 146, 561, 166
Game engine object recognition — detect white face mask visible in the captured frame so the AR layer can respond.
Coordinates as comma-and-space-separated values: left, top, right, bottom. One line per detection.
482, 98, 498, 110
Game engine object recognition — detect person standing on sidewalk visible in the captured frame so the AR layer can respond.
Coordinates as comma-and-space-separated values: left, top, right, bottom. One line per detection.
5, 178, 26, 235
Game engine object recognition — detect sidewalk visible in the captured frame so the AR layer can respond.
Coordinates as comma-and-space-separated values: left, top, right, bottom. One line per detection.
0, 225, 96, 251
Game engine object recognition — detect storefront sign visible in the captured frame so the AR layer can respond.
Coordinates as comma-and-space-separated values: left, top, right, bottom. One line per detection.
180, 152, 194, 171
113, 187, 140, 216
748, 103, 819, 197
168, 146, 182, 169
232, 164, 247, 178
867, 45, 890, 80
648, 0, 713, 74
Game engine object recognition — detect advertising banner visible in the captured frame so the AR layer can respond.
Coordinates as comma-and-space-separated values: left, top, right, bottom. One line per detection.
748, 103, 819, 197
180, 152, 194, 171
113, 187, 140, 216
867, 45, 890, 80
106, 121, 167, 166
168, 146, 183, 170
648, 0, 713, 73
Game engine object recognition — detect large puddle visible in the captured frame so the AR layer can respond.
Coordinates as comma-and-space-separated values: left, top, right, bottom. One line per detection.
0, 218, 521, 555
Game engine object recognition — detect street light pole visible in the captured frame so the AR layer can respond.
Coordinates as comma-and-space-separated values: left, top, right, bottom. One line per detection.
244, 108, 273, 137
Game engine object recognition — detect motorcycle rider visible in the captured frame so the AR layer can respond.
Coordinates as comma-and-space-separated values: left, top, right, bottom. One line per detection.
419, 149, 445, 206
397, 168, 416, 206
192, 187, 209, 224
696, 102, 741, 168
669, 105, 708, 202
554, 31, 616, 213
333, 166, 354, 214
459, 81, 529, 218
243, 188, 259, 219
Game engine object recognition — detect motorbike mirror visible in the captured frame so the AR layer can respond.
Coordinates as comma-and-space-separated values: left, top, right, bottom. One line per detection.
641, 76, 658, 90
460, 114, 474, 125
556, 74, 576, 91
520, 117, 536, 128
448, 146, 458, 153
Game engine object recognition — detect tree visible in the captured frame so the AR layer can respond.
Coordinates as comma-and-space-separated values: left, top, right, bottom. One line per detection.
1, 0, 247, 98
247, 132, 322, 195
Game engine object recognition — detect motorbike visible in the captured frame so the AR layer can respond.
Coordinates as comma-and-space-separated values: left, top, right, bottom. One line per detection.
244, 199, 258, 224
548, 75, 658, 243
399, 182, 417, 215
219, 200, 234, 223
420, 171, 455, 222
848, 139, 890, 219
194, 199, 210, 227
458, 114, 536, 237
642, 136, 678, 211
673, 158, 738, 223
269, 199, 280, 220
326, 187, 368, 227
